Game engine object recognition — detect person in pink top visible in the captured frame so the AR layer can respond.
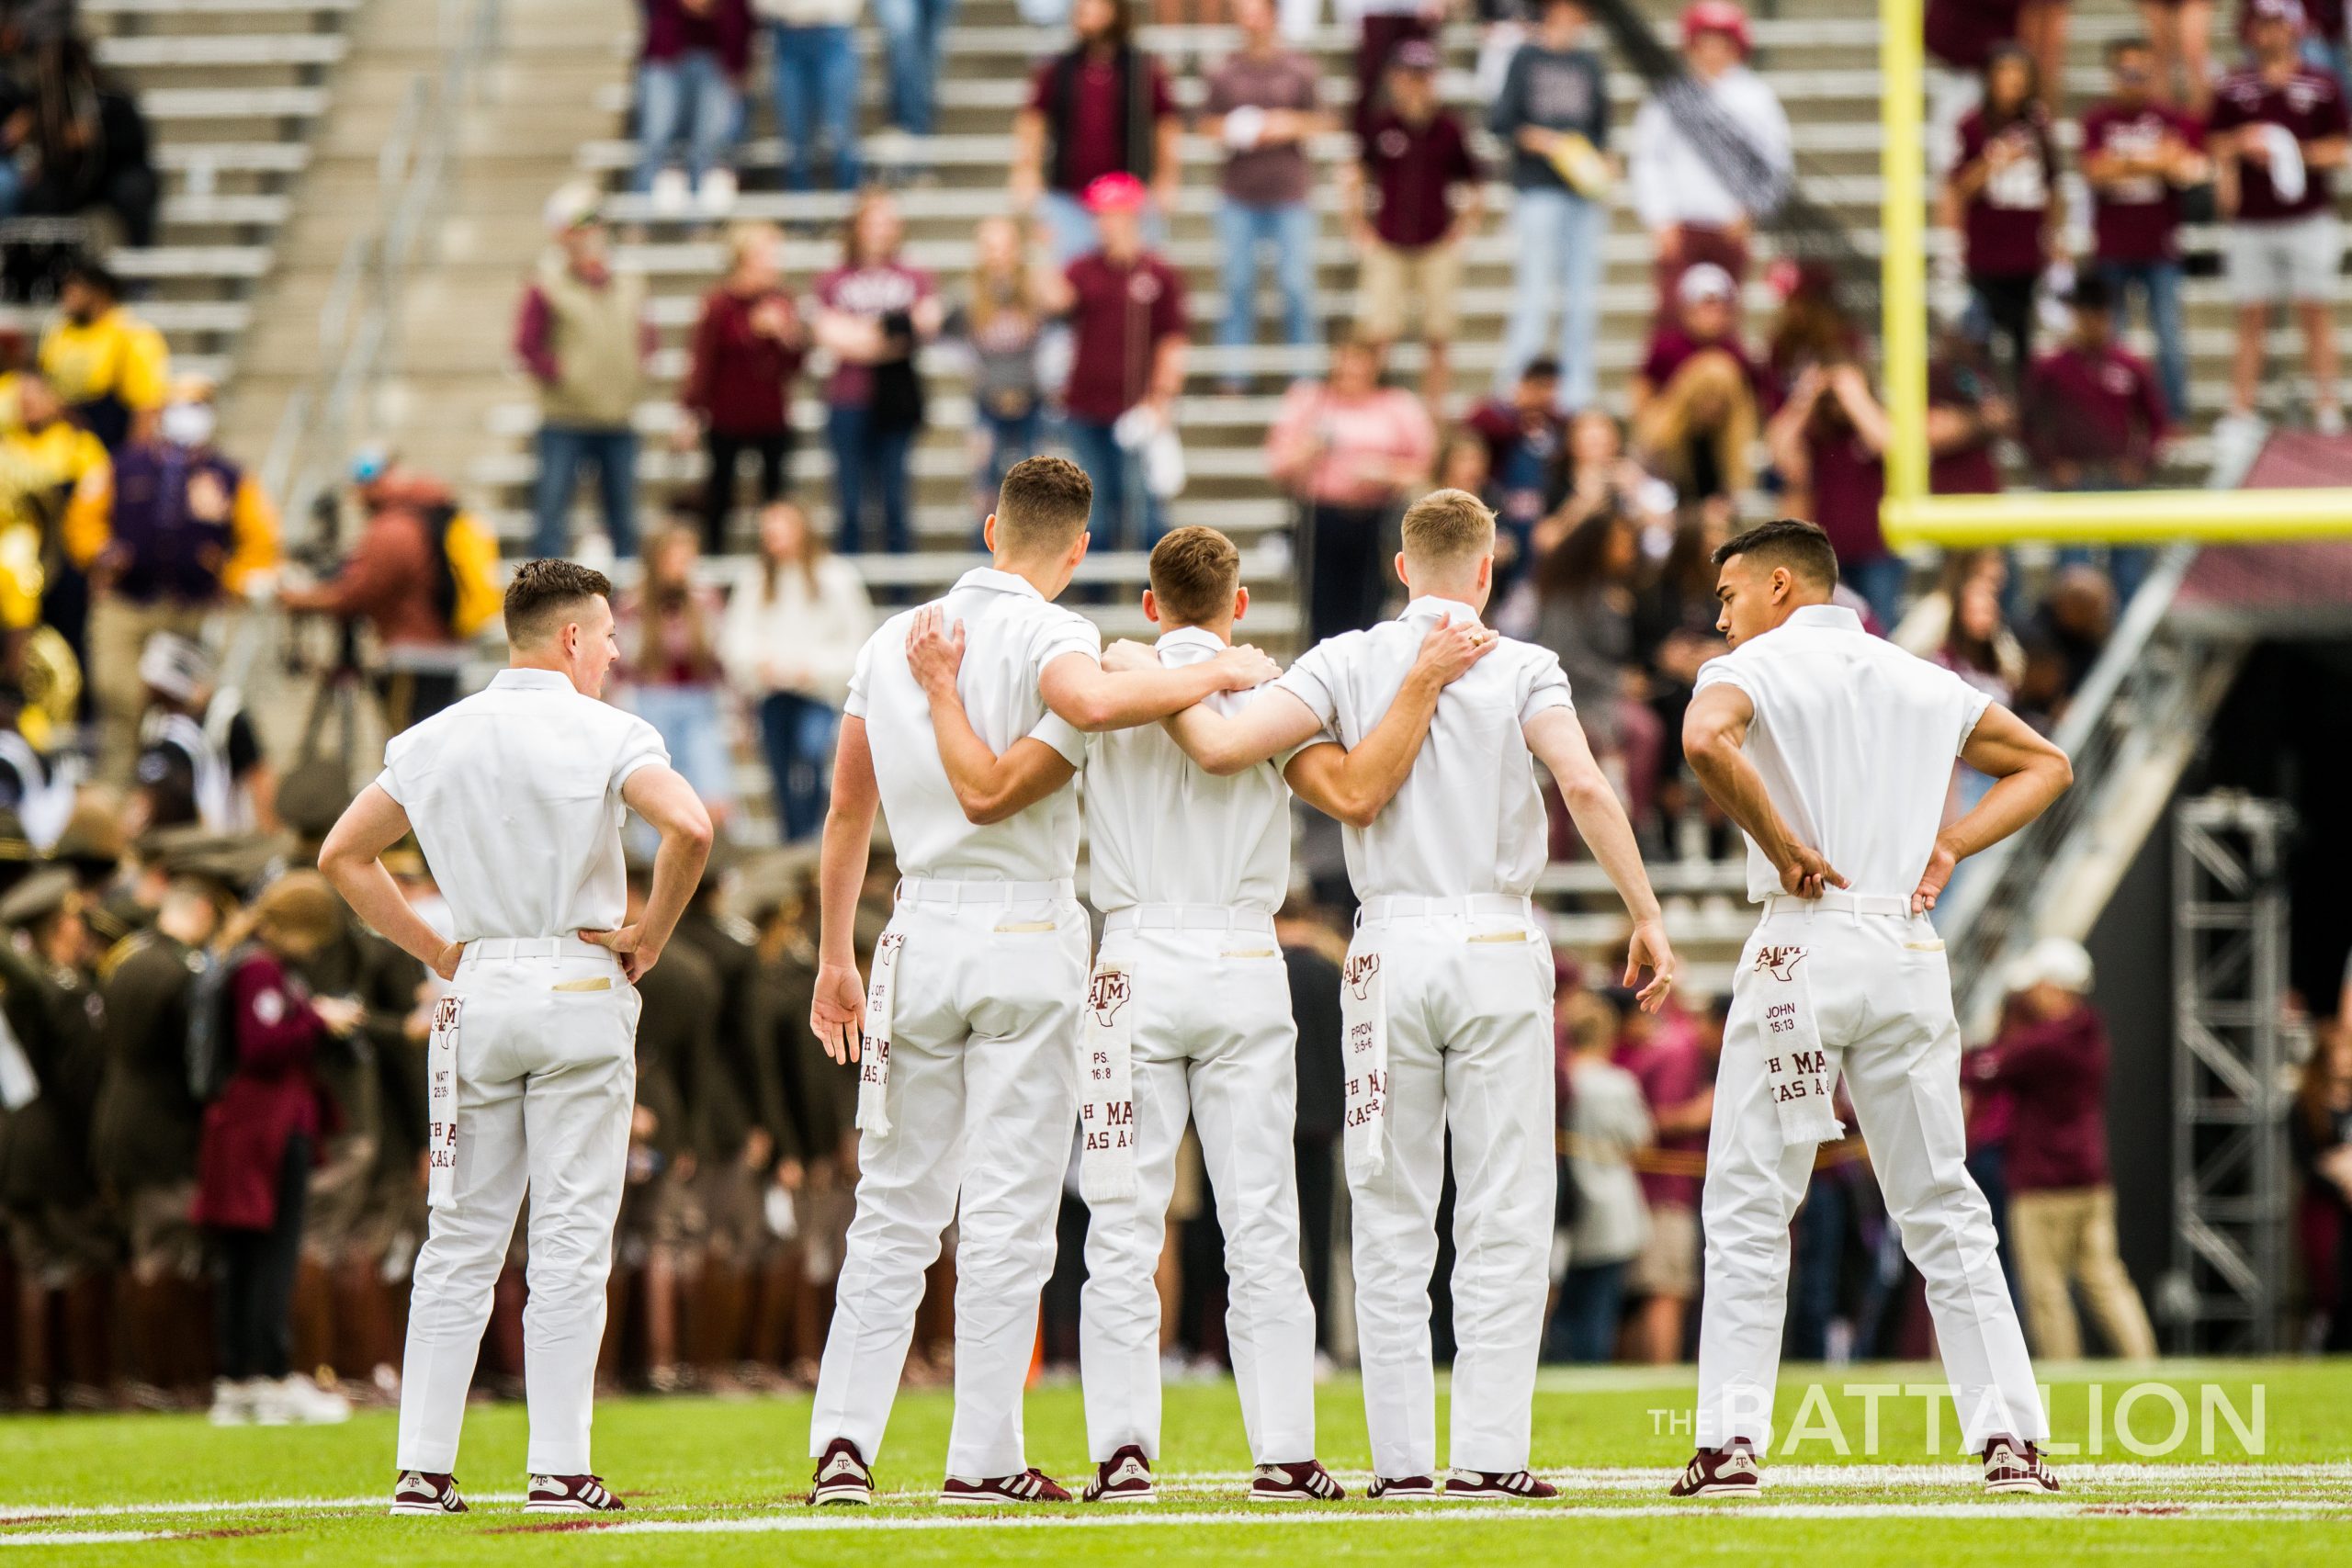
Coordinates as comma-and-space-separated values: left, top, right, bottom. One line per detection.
1263, 335, 1437, 642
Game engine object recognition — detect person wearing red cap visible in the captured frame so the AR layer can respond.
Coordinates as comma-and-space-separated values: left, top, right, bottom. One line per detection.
1629, 3, 1791, 318
2211, 0, 2349, 440
1011, 0, 1181, 265
1035, 174, 1189, 547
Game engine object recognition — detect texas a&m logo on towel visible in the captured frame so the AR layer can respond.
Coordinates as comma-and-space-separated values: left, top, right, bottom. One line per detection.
1088, 969, 1131, 1028
1754, 944, 1806, 982
1344, 953, 1381, 999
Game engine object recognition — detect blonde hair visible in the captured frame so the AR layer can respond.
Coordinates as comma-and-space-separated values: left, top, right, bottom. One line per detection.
1399, 488, 1497, 577
726, 220, 783, 275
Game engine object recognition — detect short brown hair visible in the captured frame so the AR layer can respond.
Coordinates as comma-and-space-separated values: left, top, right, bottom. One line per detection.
995, 455, 1093, 558
503, 558, 614, 649
1148, 526, 1240, 626
1399, 488, 1496, 574
1713, 519, 1839, 591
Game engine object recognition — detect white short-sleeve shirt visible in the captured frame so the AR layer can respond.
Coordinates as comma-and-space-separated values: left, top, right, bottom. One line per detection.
1694, 603, 1993, 903
1082, 626, 1294, 915
845, 567, 1098, 882
1272, 595, 1574, 900
375, 667, 670, 941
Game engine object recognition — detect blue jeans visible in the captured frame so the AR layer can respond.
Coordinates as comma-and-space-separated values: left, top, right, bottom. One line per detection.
0, 159, 20, 218
873, 0, 956, 137
826, 402, 914, 554
1547, 1259, 1630, 1363
1842, 554, 1908, 632
630, 684, 733, 810
532, 424, 639, 558
769, 24, 860, 192
1499, 186, 1606, 412
1066, 416, 1163, 549
2098, 258, 2188, 421
635, 52, 740, 189
1216, 197, 1317, 353
759, 689, 837, 842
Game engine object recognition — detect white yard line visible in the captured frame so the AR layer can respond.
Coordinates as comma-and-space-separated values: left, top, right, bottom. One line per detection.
0, 1494, 527, 1523
0, 1530, 180, 1547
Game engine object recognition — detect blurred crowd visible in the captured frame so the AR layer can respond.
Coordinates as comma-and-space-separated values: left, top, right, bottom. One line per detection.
0, 0, 159, 278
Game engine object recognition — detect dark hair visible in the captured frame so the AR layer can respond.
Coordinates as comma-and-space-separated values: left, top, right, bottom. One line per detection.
2105, 36, 2154, 63
1535, 506, 1635, 602
1982, 43, 2040, 124
1520, 356, 1562, 384
503, 558, 614, 649
2067, 273, 2113, 312
1712, 518, 1839, 591
1148, 525, 1241, 626
996, 455, 1094, 557
61, 254, 122, 300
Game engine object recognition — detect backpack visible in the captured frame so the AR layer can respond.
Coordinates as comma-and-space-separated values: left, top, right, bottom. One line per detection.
185, 942, 255, 1102
416, 501, 502, 640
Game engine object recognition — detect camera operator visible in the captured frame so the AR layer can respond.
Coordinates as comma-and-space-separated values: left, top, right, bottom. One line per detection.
277, 451, 473, 731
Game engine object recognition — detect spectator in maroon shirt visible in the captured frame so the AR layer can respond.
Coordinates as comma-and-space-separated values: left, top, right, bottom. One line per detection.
1629, 264, 1770, 503
2081, 39, 2206, 420
1036, 174, 1189, 547
1968, 940, 2159, 1359
1011, 0, 1181, 265
1618, 1002, 1716, 1363
677, 220, 806, 553
1343, 39, 1484, 410
1464, 358, 1568, 571
2023, 275, 2170, 495
1946, 45, 2064, 390
1924, 0, 2025, 171
1765, 327, 2009, 628
2211, 0, 2349, 437
1201, 0, 1332, 383
809, 189, 941, 555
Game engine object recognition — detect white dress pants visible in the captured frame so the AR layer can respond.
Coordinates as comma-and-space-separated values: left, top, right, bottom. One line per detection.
808, 890, 1088, 1478
1347, 908, 1556, 1479
1695, 905, 2048, 1453
1079, 920, 1318, 1465
396, 942, 639, 1476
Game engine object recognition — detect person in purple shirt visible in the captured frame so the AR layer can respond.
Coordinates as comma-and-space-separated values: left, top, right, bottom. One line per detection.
2212, 0, 2350, 437
1946, 44, 2064, 389
1968, 940, 2158, 1360
2080, 38, 2207, 419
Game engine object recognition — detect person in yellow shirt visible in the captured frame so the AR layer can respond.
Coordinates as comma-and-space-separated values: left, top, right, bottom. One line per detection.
64, 375, 277, 783
0, 370, 110, 635
38, 257, 170, 452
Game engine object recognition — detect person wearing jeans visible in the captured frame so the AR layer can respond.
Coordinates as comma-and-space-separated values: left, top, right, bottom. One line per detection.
1012, 0, 1182, 265
2080, 37, 2204, 420
517, 189, 650, 558
810, 189, 940, 553
762, 0, 863, 192
1490, 0, 1612, 411
874, 0, 957, 136
634, 0, 753, 208
1202, 0, 1328, 373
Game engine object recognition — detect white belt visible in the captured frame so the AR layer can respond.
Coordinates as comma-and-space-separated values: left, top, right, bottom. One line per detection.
463, 935, 611, 963
1103, 904, 1276, 935
1357, 893, 1534, 926
896, 875, 1075, 906
1761, 892, 1912, 919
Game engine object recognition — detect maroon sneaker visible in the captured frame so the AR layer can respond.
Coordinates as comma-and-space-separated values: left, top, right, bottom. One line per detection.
1251, 1460, 1346, 1502
525, 1474, 624, 1514
1445, 1469, 1557, 1500
388, 1471, 466, 1516
1982, 1436, 2061, 1495
1668, 1439, 1762, 1499
1081, 1445, 1158, 1503
941, 1469, 1073, 1505
1366, 1473, 1441, 1501
809, 1438, 876, 1506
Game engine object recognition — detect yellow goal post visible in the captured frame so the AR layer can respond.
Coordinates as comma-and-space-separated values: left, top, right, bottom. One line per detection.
1876, 0, 2352, 546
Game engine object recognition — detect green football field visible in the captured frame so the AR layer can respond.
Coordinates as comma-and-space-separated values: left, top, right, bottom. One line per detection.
5, 1360, 2349, 1565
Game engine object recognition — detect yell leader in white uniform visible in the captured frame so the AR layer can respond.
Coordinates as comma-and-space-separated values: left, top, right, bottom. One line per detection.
1151, 490, 1677, 1500
906, 525, 1495, 1504
803, 458, 1279, 1506
318, 559, 715, 1516
1672, 520, 2072, 1499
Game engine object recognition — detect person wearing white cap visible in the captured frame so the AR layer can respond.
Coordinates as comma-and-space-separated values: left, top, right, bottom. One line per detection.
1143, 488, 1676, 1501
1971, 938, 2158, 1361
516, 186, 651, 561
1629, 263, 1770, 502
131, 631, 271, 835
320, 558, 715, 1516
1671, 520, 2073, 1499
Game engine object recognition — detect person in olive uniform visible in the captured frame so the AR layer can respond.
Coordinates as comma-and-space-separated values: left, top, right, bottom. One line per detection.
608, 856, 718, 1391
0, 868, 109, 1407
736, 851, 825, 1376
91, 876, 222, 1402
671, 855, 791, 1383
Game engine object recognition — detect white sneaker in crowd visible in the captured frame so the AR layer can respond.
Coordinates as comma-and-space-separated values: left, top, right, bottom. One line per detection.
696, 168, 738, 216
208, 1377, 257, 1427
256, 1373, 353, 1426
2209, 411, 2269, 481
650, 167, 691, 218
2316, 405, 2346, 438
